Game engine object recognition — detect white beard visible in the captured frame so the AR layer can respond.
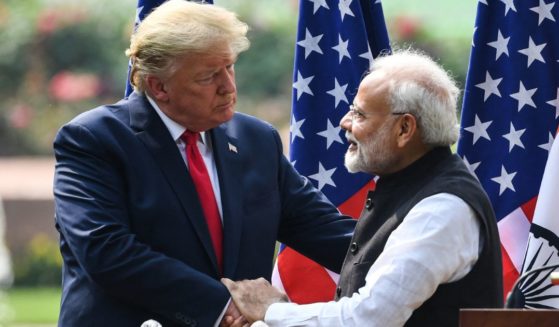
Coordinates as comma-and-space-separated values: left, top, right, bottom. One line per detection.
344, 122, 395, 175
344, 138, 369, 173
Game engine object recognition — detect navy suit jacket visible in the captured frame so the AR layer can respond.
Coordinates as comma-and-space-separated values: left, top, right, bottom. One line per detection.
53, 92, 355, 326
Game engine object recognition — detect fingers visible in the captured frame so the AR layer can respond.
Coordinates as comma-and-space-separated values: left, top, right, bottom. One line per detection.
220, 277, 286, 323
229, 314, 248, 327
220, 315, 249, 327
219, 315, 233, 327
220, 299, 246, 327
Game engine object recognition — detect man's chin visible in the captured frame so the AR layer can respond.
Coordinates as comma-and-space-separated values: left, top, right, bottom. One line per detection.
344, 154, 362, 174
217, 109, 235, 124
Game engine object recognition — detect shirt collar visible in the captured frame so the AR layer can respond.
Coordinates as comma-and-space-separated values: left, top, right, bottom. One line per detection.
146, 94, 208, 145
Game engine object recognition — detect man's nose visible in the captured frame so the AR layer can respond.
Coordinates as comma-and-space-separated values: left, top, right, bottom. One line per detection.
340, 111, 352, 131
218, 69, 236, 95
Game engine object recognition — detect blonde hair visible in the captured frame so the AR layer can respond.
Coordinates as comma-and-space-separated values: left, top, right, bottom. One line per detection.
126, 0, 250, 92
370, 49, 460, 146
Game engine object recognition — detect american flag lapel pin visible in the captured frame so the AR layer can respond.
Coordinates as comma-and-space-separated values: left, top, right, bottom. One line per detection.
228, 142, 238, 154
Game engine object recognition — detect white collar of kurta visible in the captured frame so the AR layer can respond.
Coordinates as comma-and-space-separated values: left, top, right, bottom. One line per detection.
145, 94, 209, 146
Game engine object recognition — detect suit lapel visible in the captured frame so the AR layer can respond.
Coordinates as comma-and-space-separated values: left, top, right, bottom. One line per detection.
128, 93, 220, 273
211, 123, 243, 277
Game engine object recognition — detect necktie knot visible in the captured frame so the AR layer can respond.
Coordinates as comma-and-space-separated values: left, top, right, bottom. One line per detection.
181, 131, 199, 146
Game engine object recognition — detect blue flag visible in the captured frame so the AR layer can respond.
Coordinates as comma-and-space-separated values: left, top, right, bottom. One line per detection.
457, 0, 559, 300
273, 0, 390, 304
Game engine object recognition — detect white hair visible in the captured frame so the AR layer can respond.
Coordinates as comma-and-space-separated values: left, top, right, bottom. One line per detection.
370, 49, 460, 146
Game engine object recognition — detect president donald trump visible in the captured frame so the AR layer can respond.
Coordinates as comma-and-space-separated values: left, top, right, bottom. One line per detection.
53, 1, 354, 326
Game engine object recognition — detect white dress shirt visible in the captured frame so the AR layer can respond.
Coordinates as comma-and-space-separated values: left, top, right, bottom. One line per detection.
147, 95, 229, 326
265, 193, 481, 327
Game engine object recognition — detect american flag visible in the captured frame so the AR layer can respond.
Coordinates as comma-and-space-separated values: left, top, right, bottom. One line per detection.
125, 0, 214, 97
271, 0, 390, 304
457, 0, 559, 301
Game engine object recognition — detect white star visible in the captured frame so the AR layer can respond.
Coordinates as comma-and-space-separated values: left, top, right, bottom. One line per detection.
293, 70, 314, 100
463, 156, 481, 175
546, 88, 559, 119
317, 119, 344, 149
339, 0, 355, 21
502, 122, 526, 152
290, 116, 306, 143
480, 0, 488, 4
332, 35, 351, 63
475, 72, 502, 101
487, 30, 510, 60
510, 81, 537, 112
530, 0, 555, 25
472, 26, 478, 47
500, 0, 517, 16
359, 44, 374, 68
297, 28, 324, 59
491, 166, 517, 195
539, 132, 555, 152
308, 0, 329, 14
309, 162, 337, 191
135, 6, 144, 24
464, 114, 492, 144
326, 78, 349, 108
518, 37, 546, 68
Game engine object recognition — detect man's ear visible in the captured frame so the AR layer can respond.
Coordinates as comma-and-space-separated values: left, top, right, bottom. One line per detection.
145, 75, 169, 102
396, 114, 417, 147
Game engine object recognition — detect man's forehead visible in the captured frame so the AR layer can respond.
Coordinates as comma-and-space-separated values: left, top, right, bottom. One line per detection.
359, 72, 389, 96
181, 51, 235, 69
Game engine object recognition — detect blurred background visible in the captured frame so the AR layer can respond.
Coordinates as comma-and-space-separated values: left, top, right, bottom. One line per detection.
0, 0, 476, 325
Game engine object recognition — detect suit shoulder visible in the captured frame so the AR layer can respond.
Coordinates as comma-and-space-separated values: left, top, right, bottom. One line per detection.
55, 99, 132, 144
62, 98, 129, 129
222, 113, 283, 152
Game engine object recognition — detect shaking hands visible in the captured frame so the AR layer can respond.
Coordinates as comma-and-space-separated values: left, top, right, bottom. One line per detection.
220, 277, 289, 327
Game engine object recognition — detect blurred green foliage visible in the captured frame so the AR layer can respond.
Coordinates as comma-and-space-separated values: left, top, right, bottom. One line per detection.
382, 1, 476, 108
12, 234, 62, 287
0, 0, 135, 155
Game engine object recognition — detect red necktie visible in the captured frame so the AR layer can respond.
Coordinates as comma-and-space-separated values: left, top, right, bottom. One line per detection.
181, 131, 223, 272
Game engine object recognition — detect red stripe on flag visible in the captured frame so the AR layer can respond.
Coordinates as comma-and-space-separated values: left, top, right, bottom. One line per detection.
338, 180, 375, 219
520, 196, 537, 224
501, 244, 520, 300
277, 247, 337, 304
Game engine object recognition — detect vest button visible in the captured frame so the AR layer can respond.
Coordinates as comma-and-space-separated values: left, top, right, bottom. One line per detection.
336, 286, 341, 297
365, 198, 373, 210
350, 242, 358, 254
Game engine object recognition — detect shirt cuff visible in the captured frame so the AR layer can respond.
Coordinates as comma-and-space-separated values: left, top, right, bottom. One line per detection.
265, 302, 323, 326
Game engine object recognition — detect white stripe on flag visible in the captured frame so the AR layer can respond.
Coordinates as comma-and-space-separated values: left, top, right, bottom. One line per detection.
271, 263, 286, 294
498, 207, 531, 272
325, 268, 339, 285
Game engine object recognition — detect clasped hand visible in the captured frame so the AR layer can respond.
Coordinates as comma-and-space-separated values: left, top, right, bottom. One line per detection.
219, 277, 289, 327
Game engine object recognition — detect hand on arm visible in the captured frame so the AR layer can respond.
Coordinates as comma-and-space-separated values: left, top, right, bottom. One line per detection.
221, 278, 288, 323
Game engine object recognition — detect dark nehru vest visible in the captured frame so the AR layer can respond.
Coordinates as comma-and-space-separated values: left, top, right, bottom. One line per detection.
335, 147, 503, 326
